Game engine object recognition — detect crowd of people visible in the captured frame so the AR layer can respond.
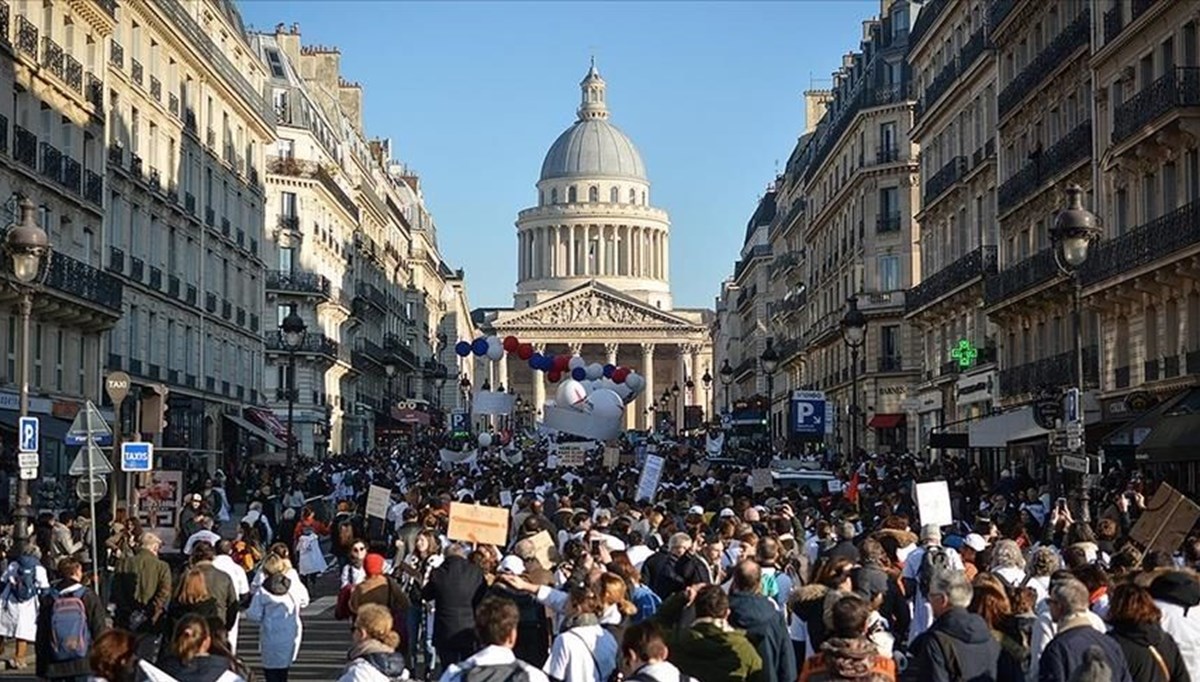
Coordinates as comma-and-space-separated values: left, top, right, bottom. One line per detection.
0, 431, 1197, 682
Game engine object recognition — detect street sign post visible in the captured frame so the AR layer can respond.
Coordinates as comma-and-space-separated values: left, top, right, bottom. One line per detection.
120, 442, 153, 473
18, 416, 38, 453
1061, 454, 1090, 474
75, 474, 107, 503
790, 390, 828, 442
67, 400, 110, 595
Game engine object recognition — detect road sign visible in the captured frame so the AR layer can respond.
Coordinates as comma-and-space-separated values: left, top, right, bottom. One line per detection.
1061, 453, 1090, 474
720, 413, 732, 429
105, 371, 131, 406
65, 401, 112, 446
121, 441, 153, 472
75, 474, 107, 503
17, 416, 38, 453
1064, 388, 1081, 425
18, 467, 36, 481
450, 410, 469, 434
17, 452, 37, 469
69, 440, 113, 476
791, 390, 828, 441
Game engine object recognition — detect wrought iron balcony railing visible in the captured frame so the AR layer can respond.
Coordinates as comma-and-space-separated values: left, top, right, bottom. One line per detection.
1082, 198, 1200, 286
130, 58, 143, 86
924, 156, 968, 206
984, 247, 1060, 305
60, 156, 81, 194
876, 212, 902, 233
45, 252, 123, 313
15, 15, 36, 58
266, 269, 331, 297
907, 245, 997, 314
998, 9, 1089, 118
39, 142, 61, 183
0, 3, 9, 47
997, 120, 1091, 214
107, 247, 124, 273
355, 282, 389, 312
83, 170, 103, 205
999, 346, 1099, 397
265, 331, 339, 359
63, 54, 82, 93
86, 72, 103, 112
41, 36, 63, 79
1112, 67, 1200, 145
1104, 0, 1159, 45
109, 40, 123, 69
266, 156, 360, 221
150, 75, 161, 101
13, 125, 36, 169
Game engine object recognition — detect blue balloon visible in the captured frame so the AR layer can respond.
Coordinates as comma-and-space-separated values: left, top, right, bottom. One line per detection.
471, 338, 488, 356
541, 355, 556, 371
529, 353, 544, 370
603, 363, 616, 378
571, 366, 587, 381
455, 341, 472, 358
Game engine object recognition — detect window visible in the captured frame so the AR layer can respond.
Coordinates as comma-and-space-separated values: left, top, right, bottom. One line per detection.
1143, 172, 1158, 222
1115, 188, 1129, 235
878, 255, 900, 290
1186, 23, 1198, 67
55, 330, 63, 391
551, 188, 558, 204
629, 188, 637, 204
1164, 162, 1178, 212
280, 191, 297, 217
129, 205, 141, 253
879, 122, 896, 156
109, 196, 123, 247
881, 325, 900, 361
588, 186, 599, 202
610, 187, 619, 203
568, 186, 577, 203
83, 228, 94, 268
265, 48, 286, 78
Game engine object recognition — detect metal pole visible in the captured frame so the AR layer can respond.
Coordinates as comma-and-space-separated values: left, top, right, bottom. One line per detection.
13, 294, 31, 549
83, 405, 101, 595
766, 374, 774, 444
286, 351, 296, 469
1072, 275, 1090, 523
850, 347, 859, 457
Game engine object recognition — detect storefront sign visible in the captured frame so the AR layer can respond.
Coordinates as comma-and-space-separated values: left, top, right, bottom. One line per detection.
917, 391, 943, 413
955, 371, 995, 406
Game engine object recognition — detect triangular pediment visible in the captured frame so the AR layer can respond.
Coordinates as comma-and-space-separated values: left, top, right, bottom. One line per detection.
497, 283, 695, 329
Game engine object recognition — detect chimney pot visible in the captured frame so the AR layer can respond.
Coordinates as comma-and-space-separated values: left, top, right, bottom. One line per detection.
292, 22, 300, 34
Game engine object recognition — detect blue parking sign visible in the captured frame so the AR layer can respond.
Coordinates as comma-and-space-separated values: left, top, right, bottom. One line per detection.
121, 442, 153, 472
18, 417, 38, 453
791, 390, 827, 441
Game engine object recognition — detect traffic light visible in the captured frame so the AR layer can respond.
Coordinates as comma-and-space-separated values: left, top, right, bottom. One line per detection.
140, 383, 169, 434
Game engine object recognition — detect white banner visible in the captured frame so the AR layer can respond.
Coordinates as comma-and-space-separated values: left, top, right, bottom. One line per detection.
635, 454, 665, 503
542, 405, 623, 441
558, 443, 587, 467
705, 432, 725, 456
472, 391, 515, 416
915, 480, 953, 528
365, 484, 391, 519
440, 448, 478, 466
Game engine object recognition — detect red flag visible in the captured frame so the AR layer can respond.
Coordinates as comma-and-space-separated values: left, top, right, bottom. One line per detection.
846, 471, 860, 505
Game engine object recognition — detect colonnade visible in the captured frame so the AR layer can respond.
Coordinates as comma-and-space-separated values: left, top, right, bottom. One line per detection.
517, 224, 670, 282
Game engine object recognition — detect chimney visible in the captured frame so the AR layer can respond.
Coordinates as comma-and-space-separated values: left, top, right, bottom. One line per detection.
298, 45, 341, 101
291, 22, 300, 34
339, 79, 363, 134
803, 90, 832, 136
275, 24, 301, 69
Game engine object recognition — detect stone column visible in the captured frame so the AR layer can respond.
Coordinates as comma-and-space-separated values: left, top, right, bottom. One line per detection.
690, 344, 702, 408
498, 352, 509, 393
568, 342, 583, 357
641, 343, 655, 429
533, 343, 546, 418
598, 226, 607, 276
605, 343, 619, 366
568, 225, 576, 277
662, 231, 669, 282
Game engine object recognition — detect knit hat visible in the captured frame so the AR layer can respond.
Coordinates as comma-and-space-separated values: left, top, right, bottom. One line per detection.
363, 553, 385, 577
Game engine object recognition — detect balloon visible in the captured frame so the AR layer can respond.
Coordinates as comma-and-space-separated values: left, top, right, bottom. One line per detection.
602, 364, 616, 378
529, 353, 544, 370
587, 389, 625, 421
553, 355, 570, 372
626, 372, 646, 392
517, 342, 534, 360
455, 341, 472, 357
556, 379, 590, 409
612, 367, 630, 384
612, 382, 635, 404
478, 432, 493, 448
568, 355, 586, 371
486, 343, 504, 361
471, 338, 488, 356
547, 369, 562, 383
585, 363, 604, 380
571, 366, 587, 381
503, 336, 520, 353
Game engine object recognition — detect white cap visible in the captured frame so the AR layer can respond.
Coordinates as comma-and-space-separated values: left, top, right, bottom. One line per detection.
687, 505, 705, 516
719, 508, 736, 518
964, 533, 988, 552
498, 555, 526, 575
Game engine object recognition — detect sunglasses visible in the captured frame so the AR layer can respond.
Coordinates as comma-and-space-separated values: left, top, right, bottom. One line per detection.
352, 546, 367, 552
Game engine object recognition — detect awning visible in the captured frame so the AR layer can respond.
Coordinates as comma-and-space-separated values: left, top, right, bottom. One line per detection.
245, 407, 290, 441
968, 405, 1050, 448
223, 413, 285, 449
0, 411, 72, 442
868, 413, 905, 429
1136, 389, 1200, 464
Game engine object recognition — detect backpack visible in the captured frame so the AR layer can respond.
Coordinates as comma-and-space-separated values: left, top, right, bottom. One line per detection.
49, 588, 92, 661
462, 662, 532, 682
11, 555, 40, 602
761, 570, 780, 601
918, 546, 952, 596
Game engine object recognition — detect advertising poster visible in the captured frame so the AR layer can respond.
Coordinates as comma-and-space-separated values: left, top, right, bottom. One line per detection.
135, 469, 183, 550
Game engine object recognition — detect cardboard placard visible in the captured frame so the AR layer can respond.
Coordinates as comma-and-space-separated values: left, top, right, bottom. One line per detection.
603, 447, 621, 469
915, 480, 953, 528
751, 468, 773, 492
528, 529, 559, 568
1129, 484, 1200, 555
447, 502, 510, 547
635, 454, 666, 503
365, 484, 391, 520
558, 443, 587, 467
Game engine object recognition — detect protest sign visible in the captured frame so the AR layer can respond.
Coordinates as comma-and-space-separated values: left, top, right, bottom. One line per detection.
603, 447, 621, 469
915, 480, 953, 528
447, 502, 510, 547
635, 454, 665, 503
528, 530, 559, 567
751, 468, 773, 492
365, 485, 391, 519
1129, 484, 1200, 555
558, 443, 587, 467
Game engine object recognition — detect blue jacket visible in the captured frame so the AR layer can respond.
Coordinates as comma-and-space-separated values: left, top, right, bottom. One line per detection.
1039, 617, 1134, 682
728, 591, 797, 682
903, 607, 1000, 682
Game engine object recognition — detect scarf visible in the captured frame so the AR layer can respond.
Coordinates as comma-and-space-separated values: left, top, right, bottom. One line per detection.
562, 612, 600, 631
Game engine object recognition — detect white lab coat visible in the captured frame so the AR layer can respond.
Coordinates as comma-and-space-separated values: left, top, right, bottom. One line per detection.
0, 561, 49, 641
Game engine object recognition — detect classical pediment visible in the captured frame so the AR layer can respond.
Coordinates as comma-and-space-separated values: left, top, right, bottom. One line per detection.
497, 284, 694, 329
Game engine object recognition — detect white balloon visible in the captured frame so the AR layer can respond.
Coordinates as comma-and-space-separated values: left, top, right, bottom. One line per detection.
625, 372, 646, 392
543, 399, 557, 408
556, 379, 590, 409
568, 355, 586, 371
486, 343, 504, 361
587, 389, 625, 421
478, 432, 493, 448
611, 382, 635, 404
585, 363, 604, 380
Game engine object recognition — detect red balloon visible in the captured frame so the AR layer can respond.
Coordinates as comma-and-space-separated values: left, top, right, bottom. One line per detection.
547, 369, 562, 383
553, 355, 570, 372
613, 367, 630, 383
517, 342, 534, 360
503, 335, 520, 353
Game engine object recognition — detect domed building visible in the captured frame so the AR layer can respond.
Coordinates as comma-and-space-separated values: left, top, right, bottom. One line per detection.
474, 63, 713, 430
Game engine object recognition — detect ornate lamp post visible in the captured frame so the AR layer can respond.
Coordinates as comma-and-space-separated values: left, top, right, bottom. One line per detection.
5, 197, 50, 550
701, 369, 713, 422
719, 358, 733, 413
1051, 184, 1100, 522
841, 297, 867, 456
279, 305, 307, 469
760, 340, 779, 441
384, 363, 396, 442
433, 362, 448, 410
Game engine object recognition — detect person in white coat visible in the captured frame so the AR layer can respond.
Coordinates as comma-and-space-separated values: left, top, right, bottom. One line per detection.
338, 604, 411, 682
295, 526, 327, 589
0, 546, 50, 669
246, 554, 304, 682
1150, 571, 1200, 682
213, 540, 251, 655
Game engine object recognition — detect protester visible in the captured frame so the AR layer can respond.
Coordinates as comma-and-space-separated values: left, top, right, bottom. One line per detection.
0, 544, 49, 669
246, 554, 305, 682
35, 557, 108, 681
798, 594, 895, 682
1105, 583, 1190, 682
438, 596, 548, 682
903, 571, 999, 682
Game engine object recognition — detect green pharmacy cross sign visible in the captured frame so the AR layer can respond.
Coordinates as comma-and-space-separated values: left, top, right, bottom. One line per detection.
951, 339, 979, 368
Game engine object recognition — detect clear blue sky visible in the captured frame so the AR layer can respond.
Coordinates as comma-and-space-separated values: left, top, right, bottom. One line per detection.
239, 1, 877, 309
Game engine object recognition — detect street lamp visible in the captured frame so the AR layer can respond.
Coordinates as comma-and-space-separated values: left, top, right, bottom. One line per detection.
385, 363, 397, 443
279, 305, 307, 469
760, 340, 779, 442
433, 362, 448, 409
5, 197, 50, 550
719, 358, 733, 413
1051, 183, 1100, 522
701, 369, 713, 421
841, 296, 867, 457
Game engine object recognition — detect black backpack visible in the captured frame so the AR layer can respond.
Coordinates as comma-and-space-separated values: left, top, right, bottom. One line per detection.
462, 662, 532, 682
918, 546, 952, 595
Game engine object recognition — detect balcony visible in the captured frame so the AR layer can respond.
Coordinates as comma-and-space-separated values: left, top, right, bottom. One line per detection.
129, 256, 143, 283
278, 215, 300, 232
39, 143, 61, 183
204, 292, 217, 313
221, 299, 232, 320
220, 217, 231, 238
167, 274, 180, 298
874, 146, 900, 165
266, 156, 360, 221
129, 154, 142, 179
355, 282, 389, 313
204, 206, 214, 227
236, 307, 245, 327
250, 313, 259, 332
185, 193, 196, 215
86, 72, 103, 112
130, 58, 143, 86
107, 247, 123, 273
878, 356, 903, 372
1144, 359, 1160, 383
41, 36, 63, 80
1112, 67, 1200, 146
15, 15, 35, 58
150, 75, 161, 101
997, 120, 1091, 215
876, 212, 901, 233
972, 138, 996, 168
13, 125, 36, 169
998, 9, 1089, 118
1104, 0, 1159, 45
148, 167, 160, 192
266, 269, 331, 298
83, 170, 103, 206
999, 347, 1099, 397
265, 331, 339, 360
36, 252, 124, 329
924, 156, 967, 206
907, 245, 998, 314
185, 285, 197, 306
168, 94, 179, 116
1082, 198, 1200, 286
109, 40, 123, 69
60, 156, 81, 194
107, 143, 123, 168
984, 247, 1061, 305
857, 290, 905, 312
148, 266, 162, 291
0, 3, 7, 47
